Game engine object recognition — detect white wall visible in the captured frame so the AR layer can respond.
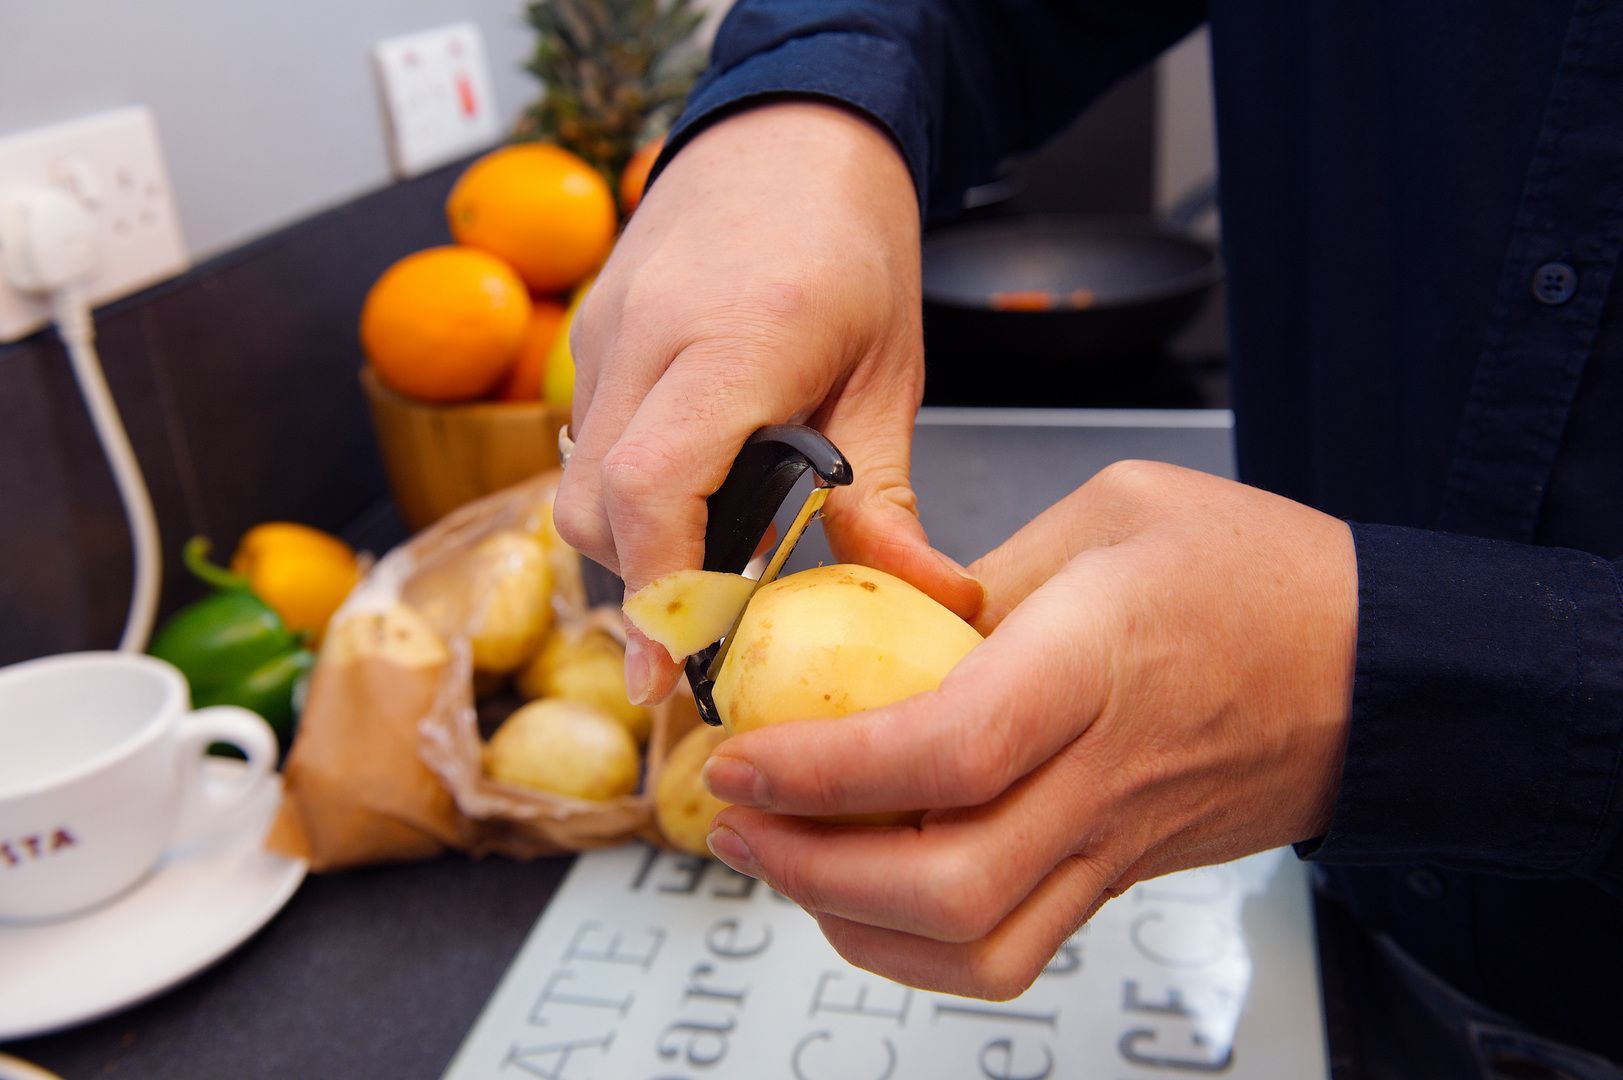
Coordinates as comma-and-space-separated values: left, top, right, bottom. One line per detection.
1, 2, 1204, 261
0, 0, 730, 261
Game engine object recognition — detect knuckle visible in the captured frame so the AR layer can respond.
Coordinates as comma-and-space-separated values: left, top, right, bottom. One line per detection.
860, 463, 920, 516
918, 849, 1003, 942
551, 481, 609, 557
758, 279, 812, 317
600, 437, 677, 504
1090, 458, 1166, 502
733, 278, 813, 323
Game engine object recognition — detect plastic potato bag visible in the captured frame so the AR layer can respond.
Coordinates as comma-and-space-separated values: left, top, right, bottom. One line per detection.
266, 471, 697, 871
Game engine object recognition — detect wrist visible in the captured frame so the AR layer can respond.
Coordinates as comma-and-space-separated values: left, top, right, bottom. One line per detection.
657, 100, 917, 213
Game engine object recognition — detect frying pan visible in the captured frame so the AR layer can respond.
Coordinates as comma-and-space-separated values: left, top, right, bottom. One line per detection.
921, 211, 1221, 363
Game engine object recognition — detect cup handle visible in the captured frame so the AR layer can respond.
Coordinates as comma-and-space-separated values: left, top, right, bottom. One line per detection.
171, 705, 279, 851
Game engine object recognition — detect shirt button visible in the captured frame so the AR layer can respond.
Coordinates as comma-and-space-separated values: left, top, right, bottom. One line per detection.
1407, 868, 1446, 900
1532, 261, 1577, 305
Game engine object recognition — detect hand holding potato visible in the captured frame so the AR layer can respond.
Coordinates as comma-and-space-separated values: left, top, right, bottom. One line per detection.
701, 462, 1358, 999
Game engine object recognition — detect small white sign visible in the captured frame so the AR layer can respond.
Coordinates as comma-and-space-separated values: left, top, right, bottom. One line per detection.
444, 844, 1328, 1079
373, 22, 500, 178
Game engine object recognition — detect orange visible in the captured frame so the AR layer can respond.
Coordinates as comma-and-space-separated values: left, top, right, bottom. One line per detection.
495, 298, 568, 402
360, 246, 531, 402
619, 136, 664, 215
447, 144, 618, 293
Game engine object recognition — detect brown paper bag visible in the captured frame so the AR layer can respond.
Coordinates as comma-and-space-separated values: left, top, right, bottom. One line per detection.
266, 472, 695, 871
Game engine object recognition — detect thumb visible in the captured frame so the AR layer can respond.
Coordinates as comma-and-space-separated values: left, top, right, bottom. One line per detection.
819, 389, 984, 622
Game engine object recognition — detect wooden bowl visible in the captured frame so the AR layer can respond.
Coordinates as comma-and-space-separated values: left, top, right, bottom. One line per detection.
361, 366, 565, 531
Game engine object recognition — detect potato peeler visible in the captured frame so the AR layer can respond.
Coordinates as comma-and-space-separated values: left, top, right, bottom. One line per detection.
685, 425, 852, 725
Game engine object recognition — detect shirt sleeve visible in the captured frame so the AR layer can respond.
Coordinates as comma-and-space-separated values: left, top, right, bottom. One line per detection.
1300, 523, 1623, 898
652, 0, 1206, 218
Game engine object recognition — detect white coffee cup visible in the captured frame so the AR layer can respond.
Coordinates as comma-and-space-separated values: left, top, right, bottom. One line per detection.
0, 651, 278, 922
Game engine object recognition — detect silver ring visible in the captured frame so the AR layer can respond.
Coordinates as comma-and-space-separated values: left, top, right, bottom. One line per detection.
557, 424, 575, 470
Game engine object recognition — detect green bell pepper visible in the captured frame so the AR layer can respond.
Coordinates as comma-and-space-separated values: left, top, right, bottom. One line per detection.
148, 538, 315, 751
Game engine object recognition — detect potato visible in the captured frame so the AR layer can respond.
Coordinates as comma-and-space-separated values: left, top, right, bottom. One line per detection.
655, 723, 730, 857
323, 604, 448, 668
482, 699, 640, 801
710, 564, 983, 826
408, 530, 554, 674
712, 564, 982, 733
623, 569, 754, 659
522, 497, 586, 611
516, 626, 652, 745
468, 531, 555, 673
523, 496, 569, 553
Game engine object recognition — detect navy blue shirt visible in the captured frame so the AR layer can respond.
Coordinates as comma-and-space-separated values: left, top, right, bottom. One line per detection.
657, 0, 1623, 1061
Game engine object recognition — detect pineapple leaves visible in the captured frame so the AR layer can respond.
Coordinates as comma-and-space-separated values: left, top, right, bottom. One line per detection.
518, 0, 705, 183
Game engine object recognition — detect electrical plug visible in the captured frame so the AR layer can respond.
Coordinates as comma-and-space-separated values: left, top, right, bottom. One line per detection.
0, 186, 98, 296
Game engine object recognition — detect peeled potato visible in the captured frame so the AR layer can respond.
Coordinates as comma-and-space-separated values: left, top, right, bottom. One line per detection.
516, 626, 651, 745
711, 564, 983, 826
623, 570, 754, 659
655, 723, 730, 856
483, 699, 640, 801
712, 564, 982, 733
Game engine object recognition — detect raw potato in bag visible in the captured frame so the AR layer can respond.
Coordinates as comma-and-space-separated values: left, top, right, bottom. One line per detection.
266, 470, 698, 871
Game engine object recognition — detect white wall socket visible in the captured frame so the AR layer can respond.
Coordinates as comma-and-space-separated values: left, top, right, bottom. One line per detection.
0, 107, 188, 344
373, 22, 501, 179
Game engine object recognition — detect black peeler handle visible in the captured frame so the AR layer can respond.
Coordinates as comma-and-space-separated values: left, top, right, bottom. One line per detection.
684, 425, 853, 723
699, 425, 852, 573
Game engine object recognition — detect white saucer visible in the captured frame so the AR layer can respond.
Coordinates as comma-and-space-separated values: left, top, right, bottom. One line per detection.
0, 759, 307, 1041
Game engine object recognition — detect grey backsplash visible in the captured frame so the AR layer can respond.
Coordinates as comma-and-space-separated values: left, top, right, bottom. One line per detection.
0, 157, 471, 665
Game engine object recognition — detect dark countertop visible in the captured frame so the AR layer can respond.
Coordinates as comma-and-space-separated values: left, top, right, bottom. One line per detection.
6, 411, 1371, 1080
8, 857, 573, 1078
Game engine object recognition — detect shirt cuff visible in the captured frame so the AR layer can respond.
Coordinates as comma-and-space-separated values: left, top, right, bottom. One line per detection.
1301, 523, 1623, 879
649, 30, 932, 211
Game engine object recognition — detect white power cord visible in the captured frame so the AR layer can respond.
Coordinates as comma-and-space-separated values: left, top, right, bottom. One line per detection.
1, 186, 161, 652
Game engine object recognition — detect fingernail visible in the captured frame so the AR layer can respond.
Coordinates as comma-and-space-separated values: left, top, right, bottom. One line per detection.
702, 756, 771, 808
706, 826, 760, 878
936, 549, 986, 616
625, 637, 653, 705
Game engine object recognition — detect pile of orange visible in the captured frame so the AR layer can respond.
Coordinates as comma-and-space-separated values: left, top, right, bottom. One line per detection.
360, 138, 662, 410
